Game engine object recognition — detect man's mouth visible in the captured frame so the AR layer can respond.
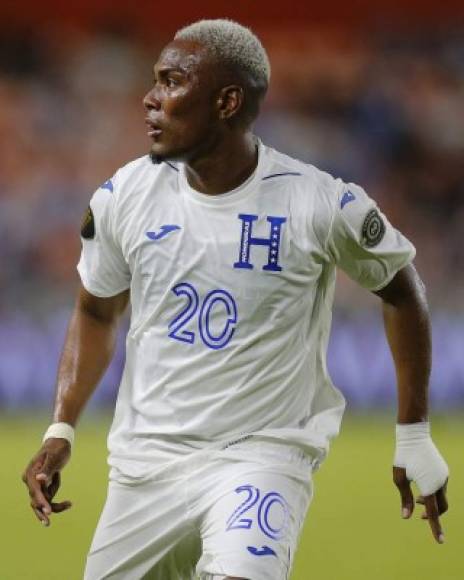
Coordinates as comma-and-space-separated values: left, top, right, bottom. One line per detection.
145, 118, 163, 138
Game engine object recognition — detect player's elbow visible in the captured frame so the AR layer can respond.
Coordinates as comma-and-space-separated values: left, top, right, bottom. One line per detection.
374, 263, 428, 309
76, 285, 129, 326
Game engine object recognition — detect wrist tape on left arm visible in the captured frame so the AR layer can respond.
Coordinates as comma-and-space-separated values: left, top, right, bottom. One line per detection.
394, 422, 448, 496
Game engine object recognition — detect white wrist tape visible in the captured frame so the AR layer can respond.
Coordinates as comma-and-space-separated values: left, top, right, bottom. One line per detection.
43, 423, 75, 447
394, 422, 448, 496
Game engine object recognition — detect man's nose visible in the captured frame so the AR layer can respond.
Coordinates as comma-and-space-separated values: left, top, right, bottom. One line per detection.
143, 88, 161, 111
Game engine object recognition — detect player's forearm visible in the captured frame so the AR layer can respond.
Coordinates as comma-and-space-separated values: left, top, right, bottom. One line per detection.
52, 305, 119, 426
51, 286, 129, 427
375, 264, 431, 424
382, 297, 431, 423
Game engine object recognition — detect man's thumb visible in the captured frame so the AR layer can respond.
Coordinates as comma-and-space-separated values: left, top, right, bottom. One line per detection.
36, 455, 56, 484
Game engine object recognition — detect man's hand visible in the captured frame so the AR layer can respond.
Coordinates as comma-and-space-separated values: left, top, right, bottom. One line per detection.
393, 466, 448, 543
21, 287, 128, 527
393, 422, 449, 543
22, 438, 72, 526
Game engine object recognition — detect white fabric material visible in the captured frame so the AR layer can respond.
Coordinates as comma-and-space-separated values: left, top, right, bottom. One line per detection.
77, 140, 415, 480
394, 422, 449, 496
42, 422, 75, 446
84, 441, 312, 580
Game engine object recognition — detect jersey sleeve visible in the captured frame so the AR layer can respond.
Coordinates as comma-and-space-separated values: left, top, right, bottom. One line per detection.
326, 181, 416, 291
77, 179, 131, 297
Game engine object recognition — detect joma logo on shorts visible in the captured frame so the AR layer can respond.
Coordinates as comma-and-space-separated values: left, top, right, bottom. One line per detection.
247, 545, 277, 557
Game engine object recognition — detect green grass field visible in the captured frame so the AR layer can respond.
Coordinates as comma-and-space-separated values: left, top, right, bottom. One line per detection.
1, 413, 461, 580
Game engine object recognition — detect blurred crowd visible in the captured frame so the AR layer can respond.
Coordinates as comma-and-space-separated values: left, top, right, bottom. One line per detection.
1, 24, 463, 315
0, 23, 463, 408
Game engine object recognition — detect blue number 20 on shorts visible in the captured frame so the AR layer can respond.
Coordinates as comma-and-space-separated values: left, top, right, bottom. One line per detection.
226, 484, 290, 557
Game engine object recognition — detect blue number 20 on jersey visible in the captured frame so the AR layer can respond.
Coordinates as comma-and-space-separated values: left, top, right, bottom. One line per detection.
168, 282, 238, 350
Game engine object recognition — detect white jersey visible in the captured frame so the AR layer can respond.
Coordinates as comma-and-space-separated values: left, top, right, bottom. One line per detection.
78, 140, 415, 478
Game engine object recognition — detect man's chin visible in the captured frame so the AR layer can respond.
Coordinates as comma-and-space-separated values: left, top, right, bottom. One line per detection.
149, 142, 193, 165
148, 143, 171, 164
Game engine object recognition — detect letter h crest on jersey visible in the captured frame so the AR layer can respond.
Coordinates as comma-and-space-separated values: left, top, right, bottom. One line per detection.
233, 214, 287, 272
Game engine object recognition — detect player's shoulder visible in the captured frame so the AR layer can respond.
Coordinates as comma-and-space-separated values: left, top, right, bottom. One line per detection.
263, 144, 344, 206
112, 154, 162, 192
117, 154, 153, 176
99, 154, 178, 205
92, 155, 150, 199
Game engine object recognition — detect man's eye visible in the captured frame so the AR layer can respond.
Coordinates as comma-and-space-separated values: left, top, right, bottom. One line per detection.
166, 77, 178, 88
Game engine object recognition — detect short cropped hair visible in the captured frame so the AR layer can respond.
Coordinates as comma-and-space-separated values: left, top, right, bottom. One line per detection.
175, 19, 271, 89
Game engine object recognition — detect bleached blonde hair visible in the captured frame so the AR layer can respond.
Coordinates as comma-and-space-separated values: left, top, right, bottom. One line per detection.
174, 19, 271, 89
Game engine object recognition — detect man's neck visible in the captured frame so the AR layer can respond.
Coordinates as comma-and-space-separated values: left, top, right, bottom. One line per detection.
184, 132, 258, 195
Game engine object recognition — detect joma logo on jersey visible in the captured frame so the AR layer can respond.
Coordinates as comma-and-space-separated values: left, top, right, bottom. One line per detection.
234, 214, 286, 272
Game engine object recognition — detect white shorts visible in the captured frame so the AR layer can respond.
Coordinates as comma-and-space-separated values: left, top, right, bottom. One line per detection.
84, 439, 314, 580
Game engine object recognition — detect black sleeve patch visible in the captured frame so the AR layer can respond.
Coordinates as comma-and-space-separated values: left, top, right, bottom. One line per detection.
361, 209, 385, 247
81, 206, 95, 239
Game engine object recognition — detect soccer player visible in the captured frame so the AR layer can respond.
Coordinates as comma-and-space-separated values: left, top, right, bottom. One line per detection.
22, 19, 449, 580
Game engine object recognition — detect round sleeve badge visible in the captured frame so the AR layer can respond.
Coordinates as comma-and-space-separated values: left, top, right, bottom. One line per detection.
361, 208, 385, 247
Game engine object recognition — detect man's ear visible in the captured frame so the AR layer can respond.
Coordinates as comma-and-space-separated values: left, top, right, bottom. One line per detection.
216, 85, 245, 120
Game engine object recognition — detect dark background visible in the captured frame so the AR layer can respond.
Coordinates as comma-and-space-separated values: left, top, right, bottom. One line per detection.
1, 0, 463, 410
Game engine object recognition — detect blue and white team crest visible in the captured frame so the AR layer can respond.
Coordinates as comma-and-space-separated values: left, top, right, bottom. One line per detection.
234, 214, 286, 272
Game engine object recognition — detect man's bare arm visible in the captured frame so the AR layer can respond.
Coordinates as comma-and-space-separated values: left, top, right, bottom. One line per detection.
374, 264, 448, 543
52, 284, 129, 426
22, 284, 129, 526
374, 263, 430, 424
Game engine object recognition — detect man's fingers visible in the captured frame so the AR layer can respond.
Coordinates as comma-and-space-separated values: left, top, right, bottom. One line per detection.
31, 503, 50, 526
436, 480, 449, 515
42, 472, 61, 503
420, 480, 449, 522
22, 454, 57, 522
51, 500, 72, 513
32, 471, 67, 520
34, 509, 49, 526
25, 470, 52, 517
30, 497, 71, 525
23, 443, 72, 526
423, 494, 444, 543
393, 466, 415, 518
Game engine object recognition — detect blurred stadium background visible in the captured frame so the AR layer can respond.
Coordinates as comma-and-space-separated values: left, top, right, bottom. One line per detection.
1, 1, 462, 579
